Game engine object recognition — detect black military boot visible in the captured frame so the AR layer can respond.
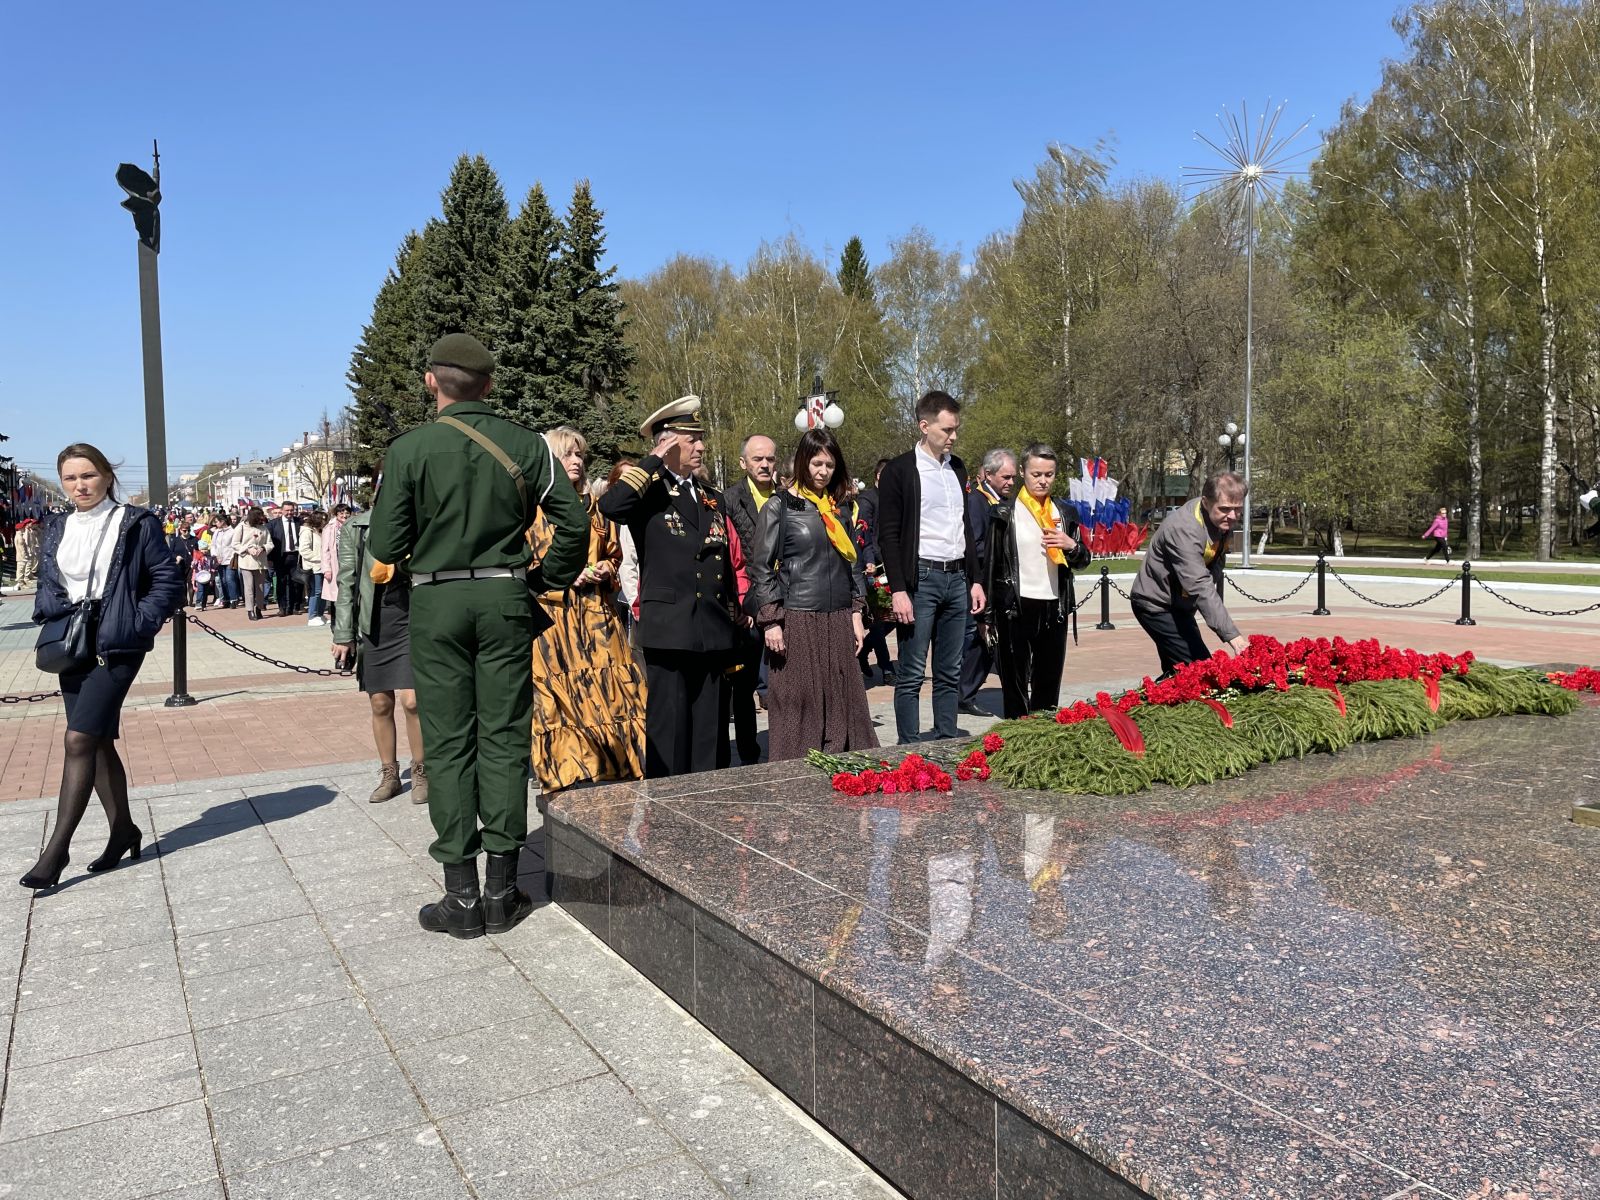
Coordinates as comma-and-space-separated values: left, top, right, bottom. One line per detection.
483, 850, 534, 935
418, 860, 485, 939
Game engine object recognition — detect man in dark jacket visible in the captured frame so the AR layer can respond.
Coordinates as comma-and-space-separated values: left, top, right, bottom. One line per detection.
958, 448, 1016, 716
268, 504, 303, 616
721, 433, 777, 765
876, 391, 984, 744
600, 396, 745, 777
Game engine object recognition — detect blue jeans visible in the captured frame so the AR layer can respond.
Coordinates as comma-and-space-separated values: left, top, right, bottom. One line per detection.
893, 565, 969, 743
307, 572, 325, 619
218, 566, 240, 606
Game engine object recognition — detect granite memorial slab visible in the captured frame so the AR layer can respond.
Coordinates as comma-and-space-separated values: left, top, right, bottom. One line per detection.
548, 704, 1600, 1200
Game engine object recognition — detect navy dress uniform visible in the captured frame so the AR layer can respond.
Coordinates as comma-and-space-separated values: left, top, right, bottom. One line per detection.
598, 396, 742, 778
369, 333, 588, 939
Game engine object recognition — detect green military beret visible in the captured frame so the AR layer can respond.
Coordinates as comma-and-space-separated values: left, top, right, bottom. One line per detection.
429, 333, 496, 374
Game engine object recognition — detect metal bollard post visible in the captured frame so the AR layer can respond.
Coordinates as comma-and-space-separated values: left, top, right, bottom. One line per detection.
1095, 565, 1115, 631
1312, 553, 1330, 616
1455, 561, 1476, 627
165, 603, 197, 707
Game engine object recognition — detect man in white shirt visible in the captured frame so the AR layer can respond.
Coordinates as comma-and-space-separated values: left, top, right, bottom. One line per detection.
269, 504, 303, 616
876, 391, 985, 743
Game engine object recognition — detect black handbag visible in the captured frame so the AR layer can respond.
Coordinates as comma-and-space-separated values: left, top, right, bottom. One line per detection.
35, 506, 118, 674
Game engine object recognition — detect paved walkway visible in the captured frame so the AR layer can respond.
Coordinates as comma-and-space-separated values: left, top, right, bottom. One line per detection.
0, 764, 901, 1199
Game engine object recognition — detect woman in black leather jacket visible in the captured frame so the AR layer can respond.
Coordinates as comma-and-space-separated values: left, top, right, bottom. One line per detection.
983, 443, 1091, 719
23, 443, 183, 890
748, 428, 879, 760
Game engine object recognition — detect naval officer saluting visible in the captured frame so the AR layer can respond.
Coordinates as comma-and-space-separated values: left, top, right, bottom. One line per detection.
599, 396, 746, 777
369, 333, 588, 939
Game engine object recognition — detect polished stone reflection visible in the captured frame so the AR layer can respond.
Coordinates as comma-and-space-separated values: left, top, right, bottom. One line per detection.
550, 705, 1600, 1199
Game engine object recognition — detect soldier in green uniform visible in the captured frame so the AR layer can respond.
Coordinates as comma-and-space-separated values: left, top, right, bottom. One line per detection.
369, 334, 588, 939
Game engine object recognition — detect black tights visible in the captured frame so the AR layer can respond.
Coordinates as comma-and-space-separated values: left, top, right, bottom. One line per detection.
30, 731, 134, 873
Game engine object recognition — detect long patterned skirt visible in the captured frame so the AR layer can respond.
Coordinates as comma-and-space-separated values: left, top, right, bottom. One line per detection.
531, 589, 646, 792
766, 609, 880, 762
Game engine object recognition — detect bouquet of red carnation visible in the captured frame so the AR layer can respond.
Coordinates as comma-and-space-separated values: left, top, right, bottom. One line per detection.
809, 749, 954, 798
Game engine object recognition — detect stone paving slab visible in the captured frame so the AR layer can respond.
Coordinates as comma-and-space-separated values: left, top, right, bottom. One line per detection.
0, 763, 901, 1199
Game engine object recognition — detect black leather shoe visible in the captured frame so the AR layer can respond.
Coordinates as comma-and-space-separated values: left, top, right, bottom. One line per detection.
419, 860, 485, 939
958, 702, 991, 718
483, 850, 533, 935
88, 824, 143, 873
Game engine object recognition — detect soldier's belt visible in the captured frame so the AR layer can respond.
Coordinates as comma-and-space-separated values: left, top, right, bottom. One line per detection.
410, 567, 519, 586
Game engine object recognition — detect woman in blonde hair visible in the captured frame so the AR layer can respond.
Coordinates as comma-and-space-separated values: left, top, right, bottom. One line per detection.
528, 427, 645, 792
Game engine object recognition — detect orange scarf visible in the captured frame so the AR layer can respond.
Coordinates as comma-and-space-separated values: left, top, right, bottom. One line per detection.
798, 487, 857, 563
1017, 489, 1066, 566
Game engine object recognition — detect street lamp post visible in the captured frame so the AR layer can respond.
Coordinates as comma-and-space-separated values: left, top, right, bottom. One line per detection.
1186, 102, 1314, 570
1217, 421, 1243, 474
116, 144, 167, 509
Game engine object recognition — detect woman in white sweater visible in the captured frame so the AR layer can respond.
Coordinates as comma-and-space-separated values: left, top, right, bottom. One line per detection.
298, 511, 327, 627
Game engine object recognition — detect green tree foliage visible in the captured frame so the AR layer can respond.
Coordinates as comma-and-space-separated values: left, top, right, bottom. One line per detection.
555, 181, 637, 461
1294, 0, 1600, 556
837, 237, 872, 301
347, 230, 432, 471
489, 183, 567, 429
1259, 302, 1429, 553
416, 154, 508, 350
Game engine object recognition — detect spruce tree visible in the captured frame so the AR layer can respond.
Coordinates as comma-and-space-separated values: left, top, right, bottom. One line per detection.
555, 180, 637, 459
837, 236, 873, 302
416, 154, 509, 351
489, 183, 567, 428
347, 230, 432, 473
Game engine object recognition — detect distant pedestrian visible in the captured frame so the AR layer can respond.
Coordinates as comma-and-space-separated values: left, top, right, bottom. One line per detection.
299, 510, 327, 625
1422, 508, 1450, 563
269, 504, 303, 616
854, 458, 896, 685
22, 443, 183, 890
320, 503, 350, 626
14, 518, 41, 590
208, 512, 239, 608
235, 507, 271, 619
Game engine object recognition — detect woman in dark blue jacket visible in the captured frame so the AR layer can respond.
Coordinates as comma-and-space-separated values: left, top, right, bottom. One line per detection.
22, 444, 183, 890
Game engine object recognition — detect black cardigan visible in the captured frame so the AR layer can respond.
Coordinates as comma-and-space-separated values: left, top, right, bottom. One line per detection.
876, 448, 980, 595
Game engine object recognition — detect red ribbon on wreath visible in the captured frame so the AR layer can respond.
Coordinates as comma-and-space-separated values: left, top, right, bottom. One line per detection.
1322, 684, 1347, 717
1422, 675, 1440, 712
1198, 697, 1233, 728
1096, 698, 1146, 756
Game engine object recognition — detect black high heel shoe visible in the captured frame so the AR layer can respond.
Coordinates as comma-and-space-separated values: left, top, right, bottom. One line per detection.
19, 854, 69, 890
88, 826, 143, 873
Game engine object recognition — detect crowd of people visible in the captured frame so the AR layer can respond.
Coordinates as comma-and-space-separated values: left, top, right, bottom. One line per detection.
18, 334, 1258, 942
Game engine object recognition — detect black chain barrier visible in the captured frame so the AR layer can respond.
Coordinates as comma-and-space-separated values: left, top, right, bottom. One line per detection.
183, 611, 354, 678
1226, 570, 1316, 605
1, 690, 63, 705
1472, 577, 1600, 618
1326, 564, 1461, 610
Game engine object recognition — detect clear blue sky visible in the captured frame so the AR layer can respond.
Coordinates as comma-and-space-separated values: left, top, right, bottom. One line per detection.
2, 0, 1405, 491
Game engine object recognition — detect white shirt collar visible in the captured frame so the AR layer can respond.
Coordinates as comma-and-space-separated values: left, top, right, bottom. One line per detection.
916, 443, 952, 469
69, 496, 117, 522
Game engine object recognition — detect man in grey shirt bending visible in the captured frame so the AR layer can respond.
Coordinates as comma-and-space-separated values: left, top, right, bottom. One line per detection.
1129, 472, 1250, 678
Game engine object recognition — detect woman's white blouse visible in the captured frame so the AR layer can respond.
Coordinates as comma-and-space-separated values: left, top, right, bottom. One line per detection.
57, 497, 122, 603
